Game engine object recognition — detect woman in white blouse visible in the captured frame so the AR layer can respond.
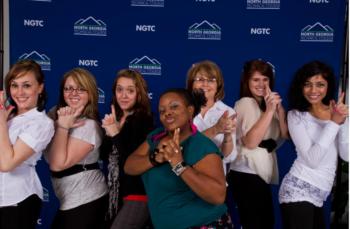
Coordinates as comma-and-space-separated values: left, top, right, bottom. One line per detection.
186, 60, 237, 175
279, 61, 348, 229
227, 59, 288, 229
0, 60, 54, 229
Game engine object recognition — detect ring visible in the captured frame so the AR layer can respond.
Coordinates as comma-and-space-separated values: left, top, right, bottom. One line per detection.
168, 159, 172, 163
175, 149, 179, 154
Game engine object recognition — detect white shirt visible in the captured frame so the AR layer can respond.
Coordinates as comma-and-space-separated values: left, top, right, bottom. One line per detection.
229, 97, 281, 175
286, 110, 347, 191
51, 119, 108, 210
0, 108, 54, 207
193, 100, 237, 174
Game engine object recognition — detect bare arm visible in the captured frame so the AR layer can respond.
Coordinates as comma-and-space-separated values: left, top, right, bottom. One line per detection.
179, 154, 226, 205
124, 140, 154, 175
48, 106, 92, 171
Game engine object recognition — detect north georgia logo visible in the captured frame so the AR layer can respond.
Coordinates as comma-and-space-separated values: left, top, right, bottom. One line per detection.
300, 22, 334, 42
43, 187, 49, 202
98, 88, 105, 104
246, 0, 280, 10
129, 56, 161, 76
74, 16, 107, 36
188, 20, 221, 40
131, 0, 164, 7
18, 51, 51, 71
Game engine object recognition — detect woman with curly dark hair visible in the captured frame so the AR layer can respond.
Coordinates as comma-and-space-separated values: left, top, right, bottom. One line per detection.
279, 60, 348, 229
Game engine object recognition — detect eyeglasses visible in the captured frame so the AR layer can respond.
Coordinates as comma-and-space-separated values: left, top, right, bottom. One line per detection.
193, 77, 217, 84
63, 87, 87, 94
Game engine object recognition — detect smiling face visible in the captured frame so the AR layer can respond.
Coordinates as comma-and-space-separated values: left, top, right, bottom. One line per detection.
302, 74, 328, 106
63, 76, 89, 110
9, 71, 43, 115
115, 77, 137, 113
159, 92, 193, 132
192, 70, 217, 103
248, 71, 270, 100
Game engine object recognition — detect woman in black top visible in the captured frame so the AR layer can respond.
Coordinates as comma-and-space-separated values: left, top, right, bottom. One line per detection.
101, 69, 154, 229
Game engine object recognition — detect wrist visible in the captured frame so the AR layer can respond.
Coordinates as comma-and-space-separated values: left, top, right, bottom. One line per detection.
57, 123, 70, 131
171, 161, 188, 176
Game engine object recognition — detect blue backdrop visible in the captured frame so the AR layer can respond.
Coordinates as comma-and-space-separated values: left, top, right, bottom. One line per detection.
8, 0, 347, 228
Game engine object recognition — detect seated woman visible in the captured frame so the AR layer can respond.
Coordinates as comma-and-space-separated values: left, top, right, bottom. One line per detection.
124, 88, 233, 229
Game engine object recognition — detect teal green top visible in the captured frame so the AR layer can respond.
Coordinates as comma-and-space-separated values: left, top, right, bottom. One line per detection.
142, 127, 227, 229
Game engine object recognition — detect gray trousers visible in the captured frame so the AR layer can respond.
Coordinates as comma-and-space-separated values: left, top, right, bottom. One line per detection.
111, 200, 151, 229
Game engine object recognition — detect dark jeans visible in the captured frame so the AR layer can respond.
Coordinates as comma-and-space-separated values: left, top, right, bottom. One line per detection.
227, 170, 274, 229
0, 194, 42, 229
280, 201, 326, 229
51, 194, 108, 229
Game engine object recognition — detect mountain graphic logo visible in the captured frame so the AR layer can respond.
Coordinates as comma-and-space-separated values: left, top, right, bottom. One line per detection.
18, 51, 51, 71
131, 0, 164, 7
129, 56, 161, 76
74, 16, 107, 36
300, 22, 333, 42
188, 20, 221, 40
98, 88, 105, 104
43, 187, 49, 202
247, 0, 280, 10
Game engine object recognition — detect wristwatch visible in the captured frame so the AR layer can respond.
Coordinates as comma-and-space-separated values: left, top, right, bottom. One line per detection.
172, 161, 188, 176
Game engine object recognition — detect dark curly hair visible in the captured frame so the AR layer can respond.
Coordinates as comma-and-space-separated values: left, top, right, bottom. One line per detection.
159, 88, 207, 118
288, 61, 336, 112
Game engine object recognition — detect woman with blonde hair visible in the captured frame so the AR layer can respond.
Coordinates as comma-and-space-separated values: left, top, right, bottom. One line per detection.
186, 60, 237, 175
47, 68, 108, 229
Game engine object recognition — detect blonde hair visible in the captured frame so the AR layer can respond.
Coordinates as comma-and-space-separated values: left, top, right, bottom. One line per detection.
186, 60, 225, 101
57, 68, 99, 120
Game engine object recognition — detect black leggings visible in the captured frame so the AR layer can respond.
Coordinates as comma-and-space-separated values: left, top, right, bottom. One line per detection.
280, 201, 326, 229
0, 194, 42, 229
227, 170, 274, 229
51, 194, 108, 229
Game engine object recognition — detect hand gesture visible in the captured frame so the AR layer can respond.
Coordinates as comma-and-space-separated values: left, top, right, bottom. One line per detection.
0, 91, 14, 123
330, 92, 348, 125
264, 86, 281, 112
157, 128, 184, 166
215, 111, 236, 135
56, 105, 85, 129
102, 105, 121, 137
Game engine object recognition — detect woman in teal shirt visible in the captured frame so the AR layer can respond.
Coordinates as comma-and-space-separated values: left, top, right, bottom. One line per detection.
125, 88, 232, 229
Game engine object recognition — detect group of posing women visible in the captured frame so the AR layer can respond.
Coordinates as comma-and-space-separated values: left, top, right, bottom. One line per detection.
0, 58, 348, 229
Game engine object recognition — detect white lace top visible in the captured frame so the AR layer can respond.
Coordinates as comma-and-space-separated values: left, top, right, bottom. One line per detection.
279, 110, 348, 207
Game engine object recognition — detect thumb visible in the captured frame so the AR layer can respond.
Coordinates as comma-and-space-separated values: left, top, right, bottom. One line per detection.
72, 119, 86, 128
221, 110, 229, 119
74, 105, 85, 117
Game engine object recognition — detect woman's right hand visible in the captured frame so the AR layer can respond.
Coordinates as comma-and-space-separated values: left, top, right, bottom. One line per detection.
56, 105, 85, 129
102, 105, 121, 137
264, 86, 281, 112
214, 111, 236, 135
0, 91, 14, 123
